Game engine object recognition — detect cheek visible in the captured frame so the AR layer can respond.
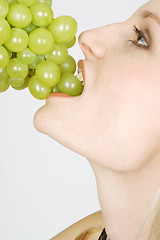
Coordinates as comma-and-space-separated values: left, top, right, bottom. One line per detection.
33, 62, 160, 173
85, 68, 160, 172
33, 97, 97, 157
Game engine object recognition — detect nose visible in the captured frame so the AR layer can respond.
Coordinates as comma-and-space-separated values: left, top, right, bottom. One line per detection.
79, 42, 95, 59
78, 23, 121, 60
78, 26, 108, 60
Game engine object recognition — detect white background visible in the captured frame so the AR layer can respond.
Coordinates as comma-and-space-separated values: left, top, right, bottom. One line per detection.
0, 0, 148, 239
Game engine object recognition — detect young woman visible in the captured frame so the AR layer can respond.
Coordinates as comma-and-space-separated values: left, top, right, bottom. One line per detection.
34, 0, 160, 239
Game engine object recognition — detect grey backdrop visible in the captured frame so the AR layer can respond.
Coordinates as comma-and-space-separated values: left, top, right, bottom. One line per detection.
0, 0, 148, 239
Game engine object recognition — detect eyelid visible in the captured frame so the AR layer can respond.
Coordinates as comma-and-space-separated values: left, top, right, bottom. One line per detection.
134, 25, 150, 46
128, 25, 150, 49
142, 28, 150, 46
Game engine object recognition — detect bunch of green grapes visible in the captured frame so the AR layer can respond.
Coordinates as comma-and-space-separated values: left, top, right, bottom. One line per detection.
0, 0, 83, 100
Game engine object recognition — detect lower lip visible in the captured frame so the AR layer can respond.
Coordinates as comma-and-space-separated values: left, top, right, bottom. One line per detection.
47, 92, 73, 99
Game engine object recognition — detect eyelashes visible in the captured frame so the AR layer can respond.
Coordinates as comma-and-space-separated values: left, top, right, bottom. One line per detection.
128, 25, 149, 49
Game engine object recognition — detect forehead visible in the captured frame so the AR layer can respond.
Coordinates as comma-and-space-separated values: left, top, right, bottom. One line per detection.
130, 0, 160, 21
137, 0, 160, 13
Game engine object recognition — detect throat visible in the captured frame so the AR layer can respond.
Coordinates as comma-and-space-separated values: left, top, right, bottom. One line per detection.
90, 162, 160, 240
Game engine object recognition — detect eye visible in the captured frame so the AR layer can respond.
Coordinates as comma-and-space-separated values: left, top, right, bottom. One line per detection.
128, 25, 149, 49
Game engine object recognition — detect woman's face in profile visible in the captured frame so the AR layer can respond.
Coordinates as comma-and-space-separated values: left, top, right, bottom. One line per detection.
34, 0, 160, 172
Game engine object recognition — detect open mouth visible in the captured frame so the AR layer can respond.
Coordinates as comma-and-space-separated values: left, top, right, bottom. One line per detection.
46, 59, 86, 99
76, 72, 83, 84
77, 60, 85, 87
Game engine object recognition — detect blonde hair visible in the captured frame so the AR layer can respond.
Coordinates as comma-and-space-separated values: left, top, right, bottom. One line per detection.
147, 204, 160, 240
75, 190, 160, 240
135, 188, 160, 240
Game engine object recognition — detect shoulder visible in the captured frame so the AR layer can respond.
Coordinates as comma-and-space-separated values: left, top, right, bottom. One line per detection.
50, 210, 104, 240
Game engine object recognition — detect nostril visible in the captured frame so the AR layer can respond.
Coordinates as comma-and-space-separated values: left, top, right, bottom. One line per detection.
79, 42, 94, 55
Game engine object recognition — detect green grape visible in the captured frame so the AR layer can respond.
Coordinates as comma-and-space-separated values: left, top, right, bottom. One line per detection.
0, 46, 9, 68
6, 58, 28, 79
29, 2, 53, 27
45, 43, 68, 65
59, 55, 76, 74
36, 60, 60, 87
17, 0, 37, 7
7, 76, 25, 86
64, 36, 76, 49
0, 0, 9, 18
3, 48, 14, 59
28, 28, 54, 55
0, 17, 11, 45
28, 55, 44, 69
37, 0, 52, 6
5, 28, 28, 52
28, 75, 51, 100
0, 78, 10, 92
7, 3, 32, 28
0, 68, 8, 81
48, 16, 77, 43
41, 25, 49, 29
23, 23, 37, 34
57, 73, 83, 96
52, 84, 60, 93
8, 0, 18, 6
12, 76, 29, 90
17, 48, 36, 65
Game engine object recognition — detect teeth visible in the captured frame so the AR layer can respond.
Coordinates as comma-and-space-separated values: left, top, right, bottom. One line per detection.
76, 72, 84, 83
78, 68, 82, 74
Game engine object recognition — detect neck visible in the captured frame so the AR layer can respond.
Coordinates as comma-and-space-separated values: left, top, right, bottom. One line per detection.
89, 159, 160, 240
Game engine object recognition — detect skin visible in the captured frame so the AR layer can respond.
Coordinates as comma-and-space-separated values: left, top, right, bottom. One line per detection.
34, 0, 160, 239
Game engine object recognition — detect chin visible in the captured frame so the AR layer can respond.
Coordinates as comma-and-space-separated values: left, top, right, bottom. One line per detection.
33, 104, 48, 134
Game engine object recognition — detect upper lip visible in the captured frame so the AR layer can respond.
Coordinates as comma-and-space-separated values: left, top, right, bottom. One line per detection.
78, 60, 86, 87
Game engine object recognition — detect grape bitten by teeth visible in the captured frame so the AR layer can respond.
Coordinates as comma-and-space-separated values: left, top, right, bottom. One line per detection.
0, 0, 84, 100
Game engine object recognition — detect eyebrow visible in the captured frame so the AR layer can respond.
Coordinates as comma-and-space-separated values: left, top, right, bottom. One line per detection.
142, 10, 160, 25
